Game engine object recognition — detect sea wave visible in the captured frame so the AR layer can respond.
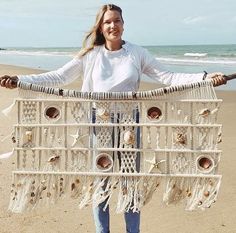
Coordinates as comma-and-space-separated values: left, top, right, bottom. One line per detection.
1, 49, 236, 66
184, 53, 208, 57
156, 57, 236, 65
0, 50, 75, 57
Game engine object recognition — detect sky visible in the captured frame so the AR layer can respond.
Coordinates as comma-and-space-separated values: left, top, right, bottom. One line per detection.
0, 0, 235, 47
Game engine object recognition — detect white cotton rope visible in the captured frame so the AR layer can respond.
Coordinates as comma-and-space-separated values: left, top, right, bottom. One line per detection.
6, 79, 223, 213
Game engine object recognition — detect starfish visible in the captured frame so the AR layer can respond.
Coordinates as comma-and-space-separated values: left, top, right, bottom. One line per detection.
145, 156, 166, 173
70, 130, 88, 147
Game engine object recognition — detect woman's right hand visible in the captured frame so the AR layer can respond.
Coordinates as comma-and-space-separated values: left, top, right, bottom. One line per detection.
0, 75, 18, 89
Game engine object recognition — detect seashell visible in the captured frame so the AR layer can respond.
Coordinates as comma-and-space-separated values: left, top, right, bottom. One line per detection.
186, 191, 192, 197
97, 108, 110, 120
197, 156, 215, 174
211, 108, 219, 114
176, 133, 187, 144
204, 191, 210, 197
48, 155, 60, 163
198, 201, 203, 206
198, 157, 212, 169
11, 136, 16, 143
122, 187, 128, 195
147, 107, 162, 120
199, 108, 211, 117
31, 192, 35, 197
177, 189, 183, 195
71, 183, 75, 191
96, 153, 113, 171
177, 110, 182, 115
209, 179, 214, 186
217, 138, 222, 143
45, 106, 60, 120
25, 130, 33, 142
43, 128, 48, 135
123, 130, 135, 145
47, 192, 51, 197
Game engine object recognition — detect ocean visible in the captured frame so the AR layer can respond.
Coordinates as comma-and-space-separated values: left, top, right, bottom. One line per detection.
0, 44, 236, 90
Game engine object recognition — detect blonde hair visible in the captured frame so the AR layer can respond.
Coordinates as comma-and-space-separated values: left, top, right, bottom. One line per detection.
78, 4, 123, 57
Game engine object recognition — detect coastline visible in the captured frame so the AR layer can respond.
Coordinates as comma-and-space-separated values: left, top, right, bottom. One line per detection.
0, 64, 236, 233
0, 63, 235, 93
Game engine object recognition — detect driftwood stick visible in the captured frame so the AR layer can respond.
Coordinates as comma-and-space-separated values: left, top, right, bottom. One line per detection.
224, 73, 236, 81
7, 72, 236, 99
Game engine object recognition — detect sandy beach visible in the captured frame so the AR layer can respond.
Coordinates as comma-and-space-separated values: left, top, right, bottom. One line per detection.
0, 64, 235, 233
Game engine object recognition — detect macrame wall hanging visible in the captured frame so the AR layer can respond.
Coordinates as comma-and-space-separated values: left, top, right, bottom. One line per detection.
6, 80, 222, 213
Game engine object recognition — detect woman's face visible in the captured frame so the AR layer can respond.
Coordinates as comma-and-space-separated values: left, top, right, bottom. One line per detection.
100, 10, 124, 44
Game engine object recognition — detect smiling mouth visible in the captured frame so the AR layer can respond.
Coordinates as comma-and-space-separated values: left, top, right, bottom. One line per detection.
110, 31, 119, 35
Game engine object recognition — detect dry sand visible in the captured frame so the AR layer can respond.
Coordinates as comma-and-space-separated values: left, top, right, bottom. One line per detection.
0, 64, 235, 233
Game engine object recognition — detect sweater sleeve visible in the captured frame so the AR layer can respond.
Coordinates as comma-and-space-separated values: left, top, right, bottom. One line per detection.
18, 57, 83, 87
140, 48, 204, 86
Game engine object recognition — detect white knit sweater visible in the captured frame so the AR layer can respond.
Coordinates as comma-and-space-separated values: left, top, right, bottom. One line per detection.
19, 41, 205, 92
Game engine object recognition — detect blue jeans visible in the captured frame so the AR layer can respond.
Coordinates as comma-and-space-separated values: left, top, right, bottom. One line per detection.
93, 201, 140, 233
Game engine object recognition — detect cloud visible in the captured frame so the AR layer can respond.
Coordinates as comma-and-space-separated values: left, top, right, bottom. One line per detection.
183, 16, 206, 24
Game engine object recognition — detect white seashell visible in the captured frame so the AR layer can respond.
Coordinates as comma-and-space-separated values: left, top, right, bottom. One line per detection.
177, 110, 182, 115
25, 130, 33, 142
43, 128, 48, 135
123, 130, 135, 145
48, 155, 60, 163
211, 108, 219, 114
97, 108, 110, 120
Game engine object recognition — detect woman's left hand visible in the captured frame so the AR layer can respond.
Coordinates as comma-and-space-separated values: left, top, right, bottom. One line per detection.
206, 72, 227, 86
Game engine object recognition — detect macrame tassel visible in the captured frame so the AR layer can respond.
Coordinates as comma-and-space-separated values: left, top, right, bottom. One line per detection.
116, 176, 141, 213
0, 149, 14, 159
70, 176, 83, 199
92, 177, 118, 211
8, 174, 35, 213
140, 176, 162, 207
185, 177, 221, 210
163, 177, 188, 205
2, 100, 16, 117
163, 176, 221, 210
79, 176, 95, 208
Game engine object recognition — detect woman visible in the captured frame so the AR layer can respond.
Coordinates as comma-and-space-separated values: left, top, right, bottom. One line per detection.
0, 4, 226, 233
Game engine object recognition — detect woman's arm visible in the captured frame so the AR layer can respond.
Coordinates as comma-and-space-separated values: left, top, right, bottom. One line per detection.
0, 57, 83, 88
19, 57, 83, 87
140, 48, 218, 86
